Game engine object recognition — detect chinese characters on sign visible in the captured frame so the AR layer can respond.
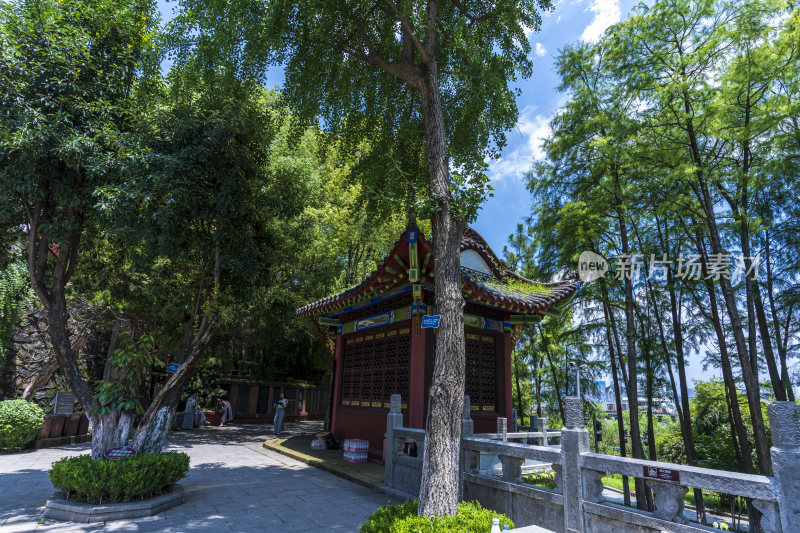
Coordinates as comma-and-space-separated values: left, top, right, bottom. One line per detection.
103, 446, 137, 461
643, 465, 681, 483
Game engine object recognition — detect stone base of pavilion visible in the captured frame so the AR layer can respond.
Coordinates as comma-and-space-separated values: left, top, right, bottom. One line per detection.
263, 435, 384, 490
43, 485, 185, 523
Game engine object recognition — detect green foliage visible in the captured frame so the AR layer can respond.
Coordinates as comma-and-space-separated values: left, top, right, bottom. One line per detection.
49, 452, 189, 504
522, 470, 557, 490
92, 333, 162, 415
654, 420, 686, 465
171, 0, 553, 224
0, 257, 32, 368
0, 400, 45, 452
692, 381, 757, 472
360, 500, 513, 533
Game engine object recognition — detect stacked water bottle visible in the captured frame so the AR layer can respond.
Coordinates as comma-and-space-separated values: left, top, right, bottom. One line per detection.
342, 438, 369, 463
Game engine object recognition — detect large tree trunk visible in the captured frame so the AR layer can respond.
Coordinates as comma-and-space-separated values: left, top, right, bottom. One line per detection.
692, 230, 762, 529
602, 296, 630, 507
765, 231, 795, 401
417, 60, 465, 519
616, 211, 648, 510
514, 353, 525, 427
538, 323, 566, 424
651, 218, 706, 523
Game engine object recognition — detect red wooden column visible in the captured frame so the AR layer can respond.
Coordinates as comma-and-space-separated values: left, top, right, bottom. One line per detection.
408, 315, 426, 428
502, 316, 513, 420
331, 334, 344, 434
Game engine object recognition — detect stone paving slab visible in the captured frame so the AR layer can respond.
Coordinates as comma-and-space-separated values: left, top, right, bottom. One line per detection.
0, 422, 390, 532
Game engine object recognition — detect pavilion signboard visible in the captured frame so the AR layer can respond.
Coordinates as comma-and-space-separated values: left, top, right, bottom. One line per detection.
420, 315, 441, 328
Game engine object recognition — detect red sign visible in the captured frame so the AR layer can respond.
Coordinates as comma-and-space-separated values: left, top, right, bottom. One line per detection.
103, 446, 137, 461
643, 465, 680, 483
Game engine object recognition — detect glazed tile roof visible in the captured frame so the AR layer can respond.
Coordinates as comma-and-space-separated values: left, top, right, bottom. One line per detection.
296, 225, 579, 318
460, 268, 579, 314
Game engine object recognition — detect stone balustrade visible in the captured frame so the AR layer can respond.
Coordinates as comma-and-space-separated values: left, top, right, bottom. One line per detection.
381, 393, 800, 533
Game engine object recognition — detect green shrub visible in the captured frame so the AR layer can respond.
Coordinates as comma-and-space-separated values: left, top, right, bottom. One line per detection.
49, 452, 189, 504
0, 399, 45, 452
522, 469, 557, 490
360, 500, 514, 533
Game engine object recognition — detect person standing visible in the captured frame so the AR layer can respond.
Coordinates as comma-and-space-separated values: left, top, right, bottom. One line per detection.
273, 393, 288, 437
181, 393, 197, 430
217, 398, 234, 427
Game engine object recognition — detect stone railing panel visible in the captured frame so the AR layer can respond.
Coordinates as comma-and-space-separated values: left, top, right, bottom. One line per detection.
463, 436, 562, 464
580, 453, 777, 501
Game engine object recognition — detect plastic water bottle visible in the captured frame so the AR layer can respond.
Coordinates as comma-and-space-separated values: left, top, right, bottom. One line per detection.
490, 518, 501, 533
503, 526, 510, 531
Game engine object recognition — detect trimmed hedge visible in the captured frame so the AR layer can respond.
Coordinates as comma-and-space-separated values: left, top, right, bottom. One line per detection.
0, 399, 44, 452
360, 500, 514, 533
50, 452, 189, 504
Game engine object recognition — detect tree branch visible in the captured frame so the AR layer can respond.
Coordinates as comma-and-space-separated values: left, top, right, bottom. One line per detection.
381, 0, 430, 63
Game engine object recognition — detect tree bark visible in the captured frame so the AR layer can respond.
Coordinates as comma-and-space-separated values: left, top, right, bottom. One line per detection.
602, 295, 630, 507
764, 230, 794, 401
417, 56, 465, 519
514, 353, 525, 427
538, 323, 566, 424
615, 210, 648, 510
651, 217, 706, 523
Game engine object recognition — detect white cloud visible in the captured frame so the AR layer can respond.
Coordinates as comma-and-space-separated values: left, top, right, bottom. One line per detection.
523, 24, 535, 38
580, 0, 621, 43
488, 106, 551, 184
534, 42, 547, 56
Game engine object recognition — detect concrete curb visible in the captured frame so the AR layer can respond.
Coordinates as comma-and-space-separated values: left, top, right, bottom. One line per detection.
43, 484, 184, 523
262, 439, 381, 492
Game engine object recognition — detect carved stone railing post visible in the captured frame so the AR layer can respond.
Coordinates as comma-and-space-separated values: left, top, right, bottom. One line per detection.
582, 470, 605, 504
497, 417, 508, 442
384, 394, 403, 489
459, 395, 474, 500
647, 480, 688, 524
499, 455, 524, 484
538, 416, 548, 446
561, 397, 588, 533
552, 463, 563, 494
753, 500, 782, 533
767, 401, 800, 533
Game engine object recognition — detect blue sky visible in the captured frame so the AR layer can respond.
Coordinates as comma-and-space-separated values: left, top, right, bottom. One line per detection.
472, 0, 641, 254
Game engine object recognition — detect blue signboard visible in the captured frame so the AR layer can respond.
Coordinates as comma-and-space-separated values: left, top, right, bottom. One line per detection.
166, 362, 180, 373
421, 315, 441, 328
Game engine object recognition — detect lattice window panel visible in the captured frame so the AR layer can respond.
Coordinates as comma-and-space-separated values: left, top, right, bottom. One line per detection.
465, 334, 481, 407
341, 324, 410, 409
480, 336, 496, 410
464, 331, 497, 412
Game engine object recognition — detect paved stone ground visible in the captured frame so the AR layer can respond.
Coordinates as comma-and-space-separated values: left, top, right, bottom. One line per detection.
0, 421, 391, 532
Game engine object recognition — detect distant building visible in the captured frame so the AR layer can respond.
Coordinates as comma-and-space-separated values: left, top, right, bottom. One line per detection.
602, 396, 679, 421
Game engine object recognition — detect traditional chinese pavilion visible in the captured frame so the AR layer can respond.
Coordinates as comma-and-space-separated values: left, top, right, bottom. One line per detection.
297, 224, 579, 459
